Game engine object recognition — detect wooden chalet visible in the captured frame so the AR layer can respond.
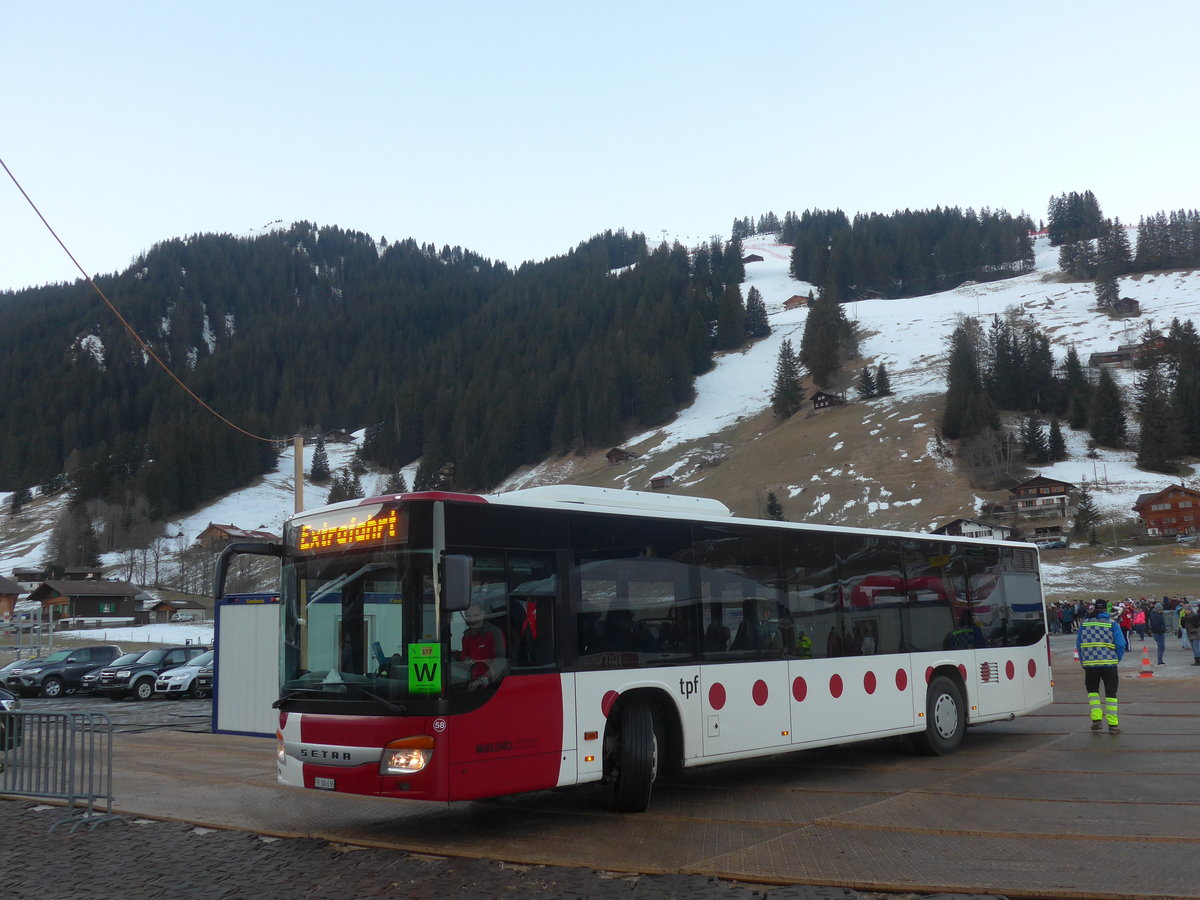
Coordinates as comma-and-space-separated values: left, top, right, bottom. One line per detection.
741, 253, 764, 264
783, 295, 808, 310
26, 580, 145, 624
63, 566, 105, 581
605, 447, 638, 465
1111, 297, 1141, 317
1088, 349, 1132, 368
195, 523, 280, 553
649, 474, 674, 490
0, 575, 20, 620
323, 429, 356, 444
931, 519, 1014, 541
1132, 485, 1200, 537
1007, 476, 1074, 521
811, 391, 846, 410
12, 567, 48, 590
853, 289, 885, 302
147, 597, 208, 623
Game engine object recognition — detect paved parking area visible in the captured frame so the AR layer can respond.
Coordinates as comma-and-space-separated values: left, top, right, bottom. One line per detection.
3, 634, 1198, 899
0, 800, 997, 900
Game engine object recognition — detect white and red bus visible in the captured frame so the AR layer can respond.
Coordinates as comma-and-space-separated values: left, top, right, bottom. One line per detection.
215, 485, 1052, 812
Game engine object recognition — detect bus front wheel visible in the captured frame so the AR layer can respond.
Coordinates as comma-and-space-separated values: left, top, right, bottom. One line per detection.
612, 700, 657, 812
909, 675, 965, 756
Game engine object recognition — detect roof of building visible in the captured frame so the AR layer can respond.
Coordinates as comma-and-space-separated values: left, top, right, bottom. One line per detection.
1132, 484, 1200, 510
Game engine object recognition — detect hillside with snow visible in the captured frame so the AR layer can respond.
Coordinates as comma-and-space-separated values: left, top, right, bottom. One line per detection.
4, 232, 1200, 602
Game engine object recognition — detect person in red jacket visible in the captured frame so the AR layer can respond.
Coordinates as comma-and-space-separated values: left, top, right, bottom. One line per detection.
455, 604, 506, 689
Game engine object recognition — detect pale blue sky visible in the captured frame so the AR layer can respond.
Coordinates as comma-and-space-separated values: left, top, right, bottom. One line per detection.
4, 1, 1197, 292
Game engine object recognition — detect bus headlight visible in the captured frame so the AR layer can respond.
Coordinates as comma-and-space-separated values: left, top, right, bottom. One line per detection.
380, 736, 434, 774
276, 732, 287, 766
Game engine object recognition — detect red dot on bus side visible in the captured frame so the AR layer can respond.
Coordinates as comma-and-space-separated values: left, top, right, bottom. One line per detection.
829, 674, 843, 699
1005, 660, 1016, 680
792, 676, 807, 702
958, 664, 968, 681
709, 682, 726, 710
1027, 658, 1037, 678
752, 679, 769, 706
863, 671, 877, 695
925, 666, 934, 684
895, 668, 908, 691
601, 691, 619, 718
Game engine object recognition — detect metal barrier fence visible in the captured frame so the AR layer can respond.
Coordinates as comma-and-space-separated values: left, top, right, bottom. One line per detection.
0, 709, 124, 832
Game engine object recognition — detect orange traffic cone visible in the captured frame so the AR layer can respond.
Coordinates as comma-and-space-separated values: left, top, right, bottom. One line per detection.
1139, 643, 1154, 678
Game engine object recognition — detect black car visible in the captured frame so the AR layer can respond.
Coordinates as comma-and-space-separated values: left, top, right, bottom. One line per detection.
3, 644, 124, 698
0, 683, 21, 751
78, 652, 143, 695
193, 660, 213, 698
93, 645, 210, 701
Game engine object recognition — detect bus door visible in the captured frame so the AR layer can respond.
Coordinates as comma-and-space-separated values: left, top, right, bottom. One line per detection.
970, 546, 1046, 717
443, 551, 568, 800
698, 589, 791, 758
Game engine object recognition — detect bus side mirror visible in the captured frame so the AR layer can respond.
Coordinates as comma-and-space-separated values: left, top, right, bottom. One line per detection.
443, 554, 472, 612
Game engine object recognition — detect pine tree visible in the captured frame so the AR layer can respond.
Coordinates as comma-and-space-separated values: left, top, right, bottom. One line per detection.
714, 283, 746, 351
1089, 367, 1127, 447
9, 486, 31, 515
874, 363, 892, 397
1020, 415, 1049, 463
1063, 345, 1092, 430
1072, 480, 1100, 543
770, 339, 805, 419
743, 286, 771, 339
942, 321, 992, 440
1094, 273, 1119, 309
326, 467, 365, 504
1135, 362, 1181, 472
1047, 417, 1068, 462
765, 491, 786, 521
309, 435, 332, 483
384, 470, 409, 493
800, 275, 855, 387
856, 366, 877, 399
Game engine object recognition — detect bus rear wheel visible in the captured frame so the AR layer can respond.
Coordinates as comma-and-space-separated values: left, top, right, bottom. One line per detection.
612, 700, 657, 812
908, 675, 965, 756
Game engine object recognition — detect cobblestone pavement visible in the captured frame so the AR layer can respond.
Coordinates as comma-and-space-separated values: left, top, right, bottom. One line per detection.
0, 800, 1008, 900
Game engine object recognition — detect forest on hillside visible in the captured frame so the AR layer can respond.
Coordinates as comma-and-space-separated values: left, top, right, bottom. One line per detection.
0, 223, 748, 555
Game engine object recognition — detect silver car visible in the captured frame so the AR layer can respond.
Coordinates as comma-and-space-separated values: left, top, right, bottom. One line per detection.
153, 649, 215, 699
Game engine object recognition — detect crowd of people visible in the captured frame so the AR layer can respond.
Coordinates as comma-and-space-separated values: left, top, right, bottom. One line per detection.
1051, 596, 1200, 666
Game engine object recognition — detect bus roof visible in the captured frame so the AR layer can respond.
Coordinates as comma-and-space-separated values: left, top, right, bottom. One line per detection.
486, 485, 733, 518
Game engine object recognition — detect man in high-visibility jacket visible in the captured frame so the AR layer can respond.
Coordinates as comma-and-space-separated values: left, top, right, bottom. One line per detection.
1076, 602, 1127, 733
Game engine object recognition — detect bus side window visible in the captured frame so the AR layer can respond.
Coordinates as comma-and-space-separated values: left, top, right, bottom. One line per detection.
508, 553, 557, 670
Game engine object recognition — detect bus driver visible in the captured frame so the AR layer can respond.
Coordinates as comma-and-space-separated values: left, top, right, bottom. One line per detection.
455, 604, 506, 689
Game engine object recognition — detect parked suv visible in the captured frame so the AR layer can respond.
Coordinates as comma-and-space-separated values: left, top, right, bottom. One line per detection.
79, 652, 143, 695
154, 649, 214, 699
93, 645, 210, 701
193, 659, 213, 697
3, 645, 124, 698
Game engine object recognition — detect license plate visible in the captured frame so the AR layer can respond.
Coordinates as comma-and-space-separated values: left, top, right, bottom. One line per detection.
314, 776, 335, 790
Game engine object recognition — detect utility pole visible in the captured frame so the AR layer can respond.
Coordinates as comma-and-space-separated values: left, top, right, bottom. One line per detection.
294, 435, 304, 513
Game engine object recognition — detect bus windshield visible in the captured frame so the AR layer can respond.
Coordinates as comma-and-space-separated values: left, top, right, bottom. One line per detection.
281, 549, 437, 707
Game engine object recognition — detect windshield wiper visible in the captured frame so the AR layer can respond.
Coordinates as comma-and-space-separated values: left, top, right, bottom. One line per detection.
354, 687, 407, 715
272, 686, 333, 708
272, 684, 408, 714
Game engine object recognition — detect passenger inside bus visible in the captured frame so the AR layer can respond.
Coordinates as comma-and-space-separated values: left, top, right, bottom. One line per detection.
730, 599, 782, 652
703, 615, 731, 651
453, 604, 507, 689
